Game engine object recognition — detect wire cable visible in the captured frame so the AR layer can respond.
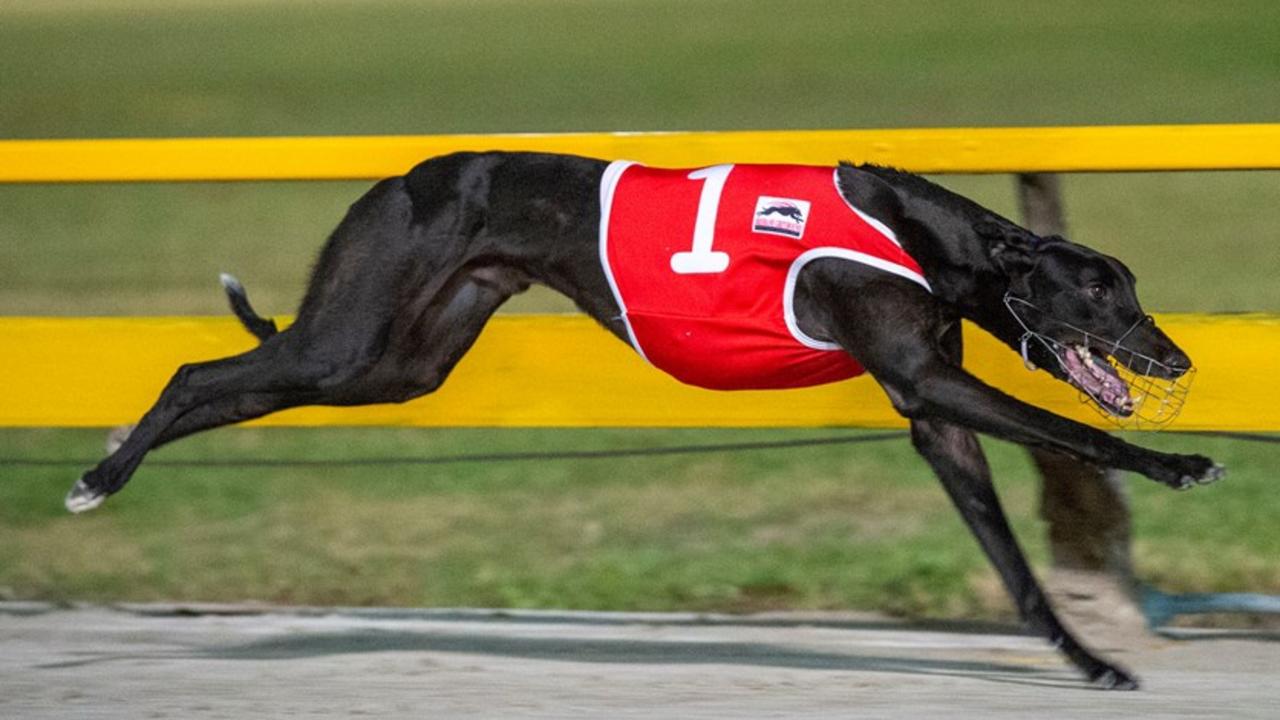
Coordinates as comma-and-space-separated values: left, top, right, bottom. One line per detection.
2, 430, 1273, 471
1188, 430, 1280, 444
0, 431, 911, 469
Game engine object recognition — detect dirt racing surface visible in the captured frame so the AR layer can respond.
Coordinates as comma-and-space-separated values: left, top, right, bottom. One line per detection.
2, 602, 1276, 718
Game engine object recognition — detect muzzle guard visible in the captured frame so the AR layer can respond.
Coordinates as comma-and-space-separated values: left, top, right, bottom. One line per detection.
1004, 293, 1194, 430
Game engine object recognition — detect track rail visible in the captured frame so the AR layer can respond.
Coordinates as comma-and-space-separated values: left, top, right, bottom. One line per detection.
3, 124, 1280, 183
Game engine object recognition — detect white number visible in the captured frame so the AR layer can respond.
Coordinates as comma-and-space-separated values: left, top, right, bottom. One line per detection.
670, 165, 732, 274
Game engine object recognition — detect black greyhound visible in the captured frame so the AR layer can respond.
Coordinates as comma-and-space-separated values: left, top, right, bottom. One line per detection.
759, 203, 805, 221
66, 153, 1222, 689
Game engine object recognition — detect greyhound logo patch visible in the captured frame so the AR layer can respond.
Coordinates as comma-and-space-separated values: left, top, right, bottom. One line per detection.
752, 196, 811, 239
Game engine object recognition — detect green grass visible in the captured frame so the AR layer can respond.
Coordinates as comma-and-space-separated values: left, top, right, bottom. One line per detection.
1, 0, 1278, 615
5, 0, 1280, 138
3, 428, 1274, 615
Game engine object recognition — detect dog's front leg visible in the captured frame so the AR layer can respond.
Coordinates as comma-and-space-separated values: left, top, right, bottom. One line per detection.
909, 418, 1137, 688
896, 363, 1222, 490
818, 282, 1221, 490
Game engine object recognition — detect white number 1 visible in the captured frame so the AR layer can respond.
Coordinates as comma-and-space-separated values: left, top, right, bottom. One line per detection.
670, 164, 732, 274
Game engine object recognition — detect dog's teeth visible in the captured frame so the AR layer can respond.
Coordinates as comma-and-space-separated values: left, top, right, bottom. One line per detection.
1023, 358, 1037, 371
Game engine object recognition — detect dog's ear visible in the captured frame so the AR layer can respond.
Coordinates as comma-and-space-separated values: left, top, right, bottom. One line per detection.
976, 221, 1038, 292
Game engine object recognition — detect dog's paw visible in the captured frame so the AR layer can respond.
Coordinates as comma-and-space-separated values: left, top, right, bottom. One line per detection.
65, 476, 108, 514
1089, 666, 1140, 691
1194, 461, 1226, 487
1164, 454, 1225, 491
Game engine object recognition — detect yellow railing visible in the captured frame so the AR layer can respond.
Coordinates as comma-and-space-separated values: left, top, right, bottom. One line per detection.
2, 314, 1276, 430
4, 124, 1280, 183
3, 125, 1277, 429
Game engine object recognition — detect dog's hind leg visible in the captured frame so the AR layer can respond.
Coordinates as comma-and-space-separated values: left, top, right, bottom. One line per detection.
320, 265, 524, 407
146, 264, 521, 447
909, 417, 1138, 690
67, 176, 478, 512
67, 263, 520, 514
65, 329, 359, 512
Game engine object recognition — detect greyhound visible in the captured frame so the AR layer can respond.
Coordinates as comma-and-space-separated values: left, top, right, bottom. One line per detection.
66, 153, 1222, 689
758, 203, 805, 221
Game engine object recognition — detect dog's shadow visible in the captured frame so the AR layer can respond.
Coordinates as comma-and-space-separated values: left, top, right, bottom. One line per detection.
38, 612, 1082, 690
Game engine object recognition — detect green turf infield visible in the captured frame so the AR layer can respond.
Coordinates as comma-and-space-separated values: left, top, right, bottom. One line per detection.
1, 0, 1277, 615
2, 428, 1275, 616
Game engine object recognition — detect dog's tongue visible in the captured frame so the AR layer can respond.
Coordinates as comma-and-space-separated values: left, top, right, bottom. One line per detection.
1062, 345, 1133, 415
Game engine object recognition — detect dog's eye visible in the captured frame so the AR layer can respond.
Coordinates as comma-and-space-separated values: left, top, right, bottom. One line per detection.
1086, 284, 1108, 302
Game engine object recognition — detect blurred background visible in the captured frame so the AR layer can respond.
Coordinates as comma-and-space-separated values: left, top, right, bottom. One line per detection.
1, 0, 1276, 618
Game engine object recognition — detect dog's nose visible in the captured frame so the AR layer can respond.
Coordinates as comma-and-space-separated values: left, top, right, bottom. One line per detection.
1162, 348, 1192, 375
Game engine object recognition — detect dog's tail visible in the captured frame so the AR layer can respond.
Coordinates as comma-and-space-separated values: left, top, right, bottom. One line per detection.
219, 273, 278, 342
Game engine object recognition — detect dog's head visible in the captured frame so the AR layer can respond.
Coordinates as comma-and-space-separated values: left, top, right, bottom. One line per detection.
979, 222, 1193, 425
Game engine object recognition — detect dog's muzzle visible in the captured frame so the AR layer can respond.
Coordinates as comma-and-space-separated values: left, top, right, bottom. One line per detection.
1004, 294, 1194, 430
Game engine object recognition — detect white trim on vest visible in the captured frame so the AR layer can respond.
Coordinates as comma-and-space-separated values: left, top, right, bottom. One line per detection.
598, 159, 650, 363
832, 167, 904, 249
783, 247, 933, 351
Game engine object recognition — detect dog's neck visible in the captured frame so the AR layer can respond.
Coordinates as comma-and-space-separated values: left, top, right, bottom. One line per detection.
837, 164, 1030, 347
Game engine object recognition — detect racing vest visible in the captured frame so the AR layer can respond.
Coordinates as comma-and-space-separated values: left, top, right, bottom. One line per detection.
599, 161, 931, 390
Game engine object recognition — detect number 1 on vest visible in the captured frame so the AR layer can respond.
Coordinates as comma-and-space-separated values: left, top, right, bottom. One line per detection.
670, 165, 732, 274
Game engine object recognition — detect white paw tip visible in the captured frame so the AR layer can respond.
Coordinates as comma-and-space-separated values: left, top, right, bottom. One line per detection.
65, 478, 106, 514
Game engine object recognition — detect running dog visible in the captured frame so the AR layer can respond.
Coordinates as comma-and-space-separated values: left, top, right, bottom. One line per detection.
66, 153, 1223, 689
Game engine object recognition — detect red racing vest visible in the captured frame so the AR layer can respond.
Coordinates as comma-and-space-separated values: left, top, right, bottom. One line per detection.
599, 162, 931, 390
